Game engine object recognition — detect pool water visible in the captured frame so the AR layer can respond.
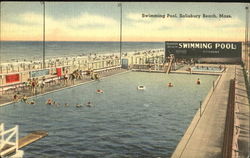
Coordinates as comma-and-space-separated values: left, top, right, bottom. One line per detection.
191, 66, 224, 72
0, 72, 218, 158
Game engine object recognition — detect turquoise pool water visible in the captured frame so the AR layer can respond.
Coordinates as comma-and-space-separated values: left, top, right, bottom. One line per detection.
0, 72, 218, 158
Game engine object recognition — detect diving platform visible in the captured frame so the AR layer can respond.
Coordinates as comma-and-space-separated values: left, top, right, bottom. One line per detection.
18, 130, 48, 149
165, 55, 174, 74
0, 123, 48, 157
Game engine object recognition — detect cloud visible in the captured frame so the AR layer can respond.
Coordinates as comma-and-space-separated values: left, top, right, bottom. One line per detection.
126, 13, 144, 21
67, 12, 118, 28
19, 12, 43, 25
2, 12, 120, 41
2, 11, 245, 42
123, 12, 244, 41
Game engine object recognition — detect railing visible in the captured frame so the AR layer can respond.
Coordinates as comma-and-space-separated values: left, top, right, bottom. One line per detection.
0, 123, 19, 157
166, 56, 174, 74
222, 79, 235, 158
0, 58, 121, 75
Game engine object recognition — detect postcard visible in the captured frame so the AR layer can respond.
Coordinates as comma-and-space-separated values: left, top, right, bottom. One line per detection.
0, 2, 249, 158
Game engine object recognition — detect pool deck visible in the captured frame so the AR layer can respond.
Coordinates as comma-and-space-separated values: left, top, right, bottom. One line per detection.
171, 65, 249, 158
0, 68, 127, 107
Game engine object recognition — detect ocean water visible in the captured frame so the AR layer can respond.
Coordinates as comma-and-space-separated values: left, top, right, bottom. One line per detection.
0, 72, 218, 158
0, 41, 164, 63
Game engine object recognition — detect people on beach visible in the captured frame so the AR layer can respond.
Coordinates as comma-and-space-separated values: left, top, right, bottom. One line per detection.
196, 78, 201, 85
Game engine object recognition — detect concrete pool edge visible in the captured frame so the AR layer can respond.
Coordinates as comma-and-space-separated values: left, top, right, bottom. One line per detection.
170, 69, 222, 158
0, 70, 131, 107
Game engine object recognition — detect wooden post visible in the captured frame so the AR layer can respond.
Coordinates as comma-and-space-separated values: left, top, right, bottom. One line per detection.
200, 101, 202, 117
213, 80, 215, 91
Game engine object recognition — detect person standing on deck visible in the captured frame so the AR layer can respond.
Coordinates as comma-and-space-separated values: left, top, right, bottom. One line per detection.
64, 71, 69, 86
31, 78, 36, 95
40, 78, 46, 93
13, 94, 18, 102
35, 78, 39, 94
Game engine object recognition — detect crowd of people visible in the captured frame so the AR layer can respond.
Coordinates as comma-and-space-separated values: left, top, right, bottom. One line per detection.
13, 94, 96, 108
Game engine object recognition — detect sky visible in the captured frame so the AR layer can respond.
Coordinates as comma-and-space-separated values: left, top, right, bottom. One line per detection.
0, 2, 249, 42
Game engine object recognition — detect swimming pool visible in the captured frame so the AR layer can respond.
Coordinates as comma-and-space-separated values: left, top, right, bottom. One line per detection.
0, 72, 218, 158
191, 66, 224, 72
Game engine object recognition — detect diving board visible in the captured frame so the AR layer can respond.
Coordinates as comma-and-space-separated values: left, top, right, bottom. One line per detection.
18, 130, 48, 149
0, 123, 48, 157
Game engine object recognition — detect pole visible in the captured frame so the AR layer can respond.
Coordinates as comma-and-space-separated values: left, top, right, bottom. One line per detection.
118, 3, 122, 66
0, 2, 2, 69
246, 6, 249, 82
200, 101, 202, 117
42, 1, 45, 69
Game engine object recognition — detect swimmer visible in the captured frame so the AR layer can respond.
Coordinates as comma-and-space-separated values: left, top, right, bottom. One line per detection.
96, 89, 104, 93
168, 82, 174, 87
30, 101, 35, 104
196, 78, 201, 85
46, 98, 53, 105
86, 101, 93, 107
76, 104, 82, 108
22, 95, 28, 103
28, 100, 35, 104
64, 103, 68, 106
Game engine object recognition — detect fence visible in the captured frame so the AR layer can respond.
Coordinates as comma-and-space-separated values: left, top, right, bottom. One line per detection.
0, 123, 19, 157
222, 79, 235, 158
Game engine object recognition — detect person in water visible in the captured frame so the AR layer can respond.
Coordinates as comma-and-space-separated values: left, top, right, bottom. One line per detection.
197, 78, 201, 85
22, 95, 28, 103
27, 100, 35, 104
86, 101, 93, 107
96, 89, 104, 93
168, 82, 174, 87
76, 104, 82, 108
47, 98, 53, 105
